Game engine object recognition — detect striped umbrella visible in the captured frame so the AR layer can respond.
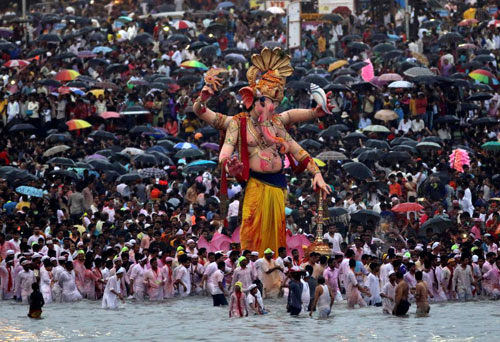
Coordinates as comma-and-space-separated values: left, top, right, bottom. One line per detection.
4, 59, 30, 68
469, 69, 499, 85
180, 60, 208, 70
66, 119, 92, 130
54, 69, 80, 81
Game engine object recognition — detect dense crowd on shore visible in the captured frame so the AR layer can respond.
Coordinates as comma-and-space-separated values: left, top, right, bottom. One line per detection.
0, 0, 499, 318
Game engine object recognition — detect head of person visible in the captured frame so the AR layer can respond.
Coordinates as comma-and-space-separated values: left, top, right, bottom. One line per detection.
278, 247, 287, 258
65, 261, 74, 271
389, 272, 397, 283
415, 270, 423, 281
217, 260, 226, 271
116, 267, 125, 279
349, 258, 356, 269
234, 281, 243, 293
264, 248, 274, 260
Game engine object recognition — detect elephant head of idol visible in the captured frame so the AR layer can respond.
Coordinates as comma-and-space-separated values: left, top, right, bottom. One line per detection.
239, 48, 294, 154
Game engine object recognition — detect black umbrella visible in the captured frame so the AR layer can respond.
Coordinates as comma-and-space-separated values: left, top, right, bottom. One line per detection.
149, 151, 173, 166
351, 82, 377, 92
328, 207, 348, 216
460, 103, 480, 111
117, 173, 143, 183
438, 32, 463, 45
48, 169, 79, 180
37, 33, 62, 43
106, 63, 129, 74
88, 58, 109, 67
298, 124, 320, 134
470, 117, 498, 125
174, 148, 204, 159
332, 75, 357, 85
365, 139, 390, 149
299, 139, 322, 149
382, 50, 403, 60
156, 139, 176, 150
318, 128, 342, 139
25, 48, 47, 58
95, 149, 114, 158
436, 115, 460, 124
195, 126, 219, 137
47, 157, 75, 167
316, 56, 337, 65
89, 130, 116, 140
55, 52, 77, 59
189, 41, 209, 50
322, 13, 343, 23
324, 83, 351, 92
302, 75, 329, 88
167, 34, 190, 43
224, 53, 247, 64
344, 132, 367, 141
287, 80, 310, 90
342, 162, 373, 180
381, 151, 411, 162
46, 134, 73, 143
9, 123, 37, 132
347, 42, 369, 51
397, 61, 418, 72
111, 152, 131, 164
88, 159, 114, 172
103, 170, 120, 182
470, 83, 493, 92
130, 126, 155, 135
392, 144, 417, 153
66, 81, 88, 88
373, 43, 396, 53
350, 210, 381, 225
420, 215, 453, 234
38, 79, 62, 87
206, 22, 226, 34
88, 32, 106, 42
351, 147, 373, 157
358, 149, 384, 162
221, 81, 248, 93
333, 68, 357, 76
199, 45, 218, 58
133, 33, 154, 45
371, 33, 389, 42
341, 34, 361, 42
178, 75, 201, 86
349, 61, 368, 70
473, 54, 495, 63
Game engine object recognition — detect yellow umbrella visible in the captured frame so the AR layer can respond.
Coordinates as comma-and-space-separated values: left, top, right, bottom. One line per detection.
313, 158, 326, 167
74, 225, 86, 234
66, 119, 92, 131
411, 51, 429, 66
328, 60, 348, 72
88, 89, 104, 97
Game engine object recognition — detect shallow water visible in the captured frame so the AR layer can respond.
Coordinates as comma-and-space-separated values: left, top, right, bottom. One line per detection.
0, 298, 498, 342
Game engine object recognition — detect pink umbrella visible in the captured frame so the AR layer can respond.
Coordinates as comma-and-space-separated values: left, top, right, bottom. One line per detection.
100, 111, 121, 119
286, 234, 311, 259
200, 142, 219, 151
378, 73, 403, 82
4, 59, 30, 68
361, 59, 374, 82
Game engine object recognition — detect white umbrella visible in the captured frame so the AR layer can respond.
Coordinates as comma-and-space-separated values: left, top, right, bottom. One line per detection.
43, 145, 70, 157
267, 7, 285, 15
388, 80, 414, 88
121, 147, 144, 156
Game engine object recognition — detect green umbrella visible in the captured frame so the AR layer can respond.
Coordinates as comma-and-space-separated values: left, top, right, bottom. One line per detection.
481, 141, 500, 151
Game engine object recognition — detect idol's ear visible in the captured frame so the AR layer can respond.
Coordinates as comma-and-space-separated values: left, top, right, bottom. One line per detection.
239, 87, 255, 109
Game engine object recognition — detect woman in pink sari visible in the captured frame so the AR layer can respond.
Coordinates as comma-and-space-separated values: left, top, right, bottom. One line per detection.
82, 260, 100, 299
93, 258, 104, 299
229, 282, 248, 318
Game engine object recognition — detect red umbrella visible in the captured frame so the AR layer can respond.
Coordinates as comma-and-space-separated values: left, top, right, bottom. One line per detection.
332, 6, 351, 15
391, 202, 424, 213
4, 59, 30, 68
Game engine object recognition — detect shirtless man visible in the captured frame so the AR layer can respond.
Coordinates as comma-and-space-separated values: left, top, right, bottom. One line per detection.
393, 271, 410, 316
415, 271, 430, 317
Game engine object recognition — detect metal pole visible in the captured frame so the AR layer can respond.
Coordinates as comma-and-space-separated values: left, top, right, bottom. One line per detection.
404, 0, 410, 41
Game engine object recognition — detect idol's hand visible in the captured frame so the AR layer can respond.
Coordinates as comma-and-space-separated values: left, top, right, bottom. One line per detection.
314, 91, 335, 117
312, 173, 331, 199
200, 85, 214, 102
226, 155, 244, 177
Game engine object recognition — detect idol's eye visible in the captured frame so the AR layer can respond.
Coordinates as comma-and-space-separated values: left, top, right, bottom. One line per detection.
259, 96, 266, 105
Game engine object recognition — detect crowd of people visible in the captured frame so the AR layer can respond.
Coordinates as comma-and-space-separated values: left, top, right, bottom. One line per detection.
0, 0, 499, 320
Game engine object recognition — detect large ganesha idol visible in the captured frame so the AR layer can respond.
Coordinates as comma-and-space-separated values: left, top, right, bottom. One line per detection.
192, 47, 333, 256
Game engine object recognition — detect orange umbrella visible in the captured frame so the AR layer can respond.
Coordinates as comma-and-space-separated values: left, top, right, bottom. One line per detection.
54, 69, 80, 81
66, 119, 91, 130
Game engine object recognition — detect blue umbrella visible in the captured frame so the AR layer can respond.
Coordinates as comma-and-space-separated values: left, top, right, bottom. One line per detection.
92, 46, 113, 54
186, 160, 216, 167
16, 186, 44, 198
184, 160, 216, 173
174, 142, 199, 150
216, 1, 235, 10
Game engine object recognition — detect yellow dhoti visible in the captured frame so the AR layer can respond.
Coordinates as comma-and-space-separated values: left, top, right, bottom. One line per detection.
240, 176, 286, 257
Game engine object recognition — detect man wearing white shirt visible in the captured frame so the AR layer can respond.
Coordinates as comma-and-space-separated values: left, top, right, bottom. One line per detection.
458, 190, 474, 216
398, 116, 412, 134
7, 95, 19, 122
411, 116, 425, 133
323, 224, 343, 254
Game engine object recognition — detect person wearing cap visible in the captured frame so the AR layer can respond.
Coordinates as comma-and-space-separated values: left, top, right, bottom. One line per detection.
207, 261, 228, 307
261, 248, 283, 299
229, 281, 248, 317
246, 284, 265, 315
232, 256, 254, 291
39, 259, 54, 304
15, 260, 35, 303
189, 254, 204, 295
129, 255, 148, 301
441, 258, 456, 300
58, 261, 82, 302
102, 267, 126, 309
0, 250, 16, 299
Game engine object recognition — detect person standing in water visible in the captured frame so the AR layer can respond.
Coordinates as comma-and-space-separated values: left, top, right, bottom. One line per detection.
229, 281, 248, 318
287, 268, 303, 316
309, 276, 334, 318
393, 271, 410, 316
27, 282, 44, 319
415, 271, 431, 317
102, 267, 126, 309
